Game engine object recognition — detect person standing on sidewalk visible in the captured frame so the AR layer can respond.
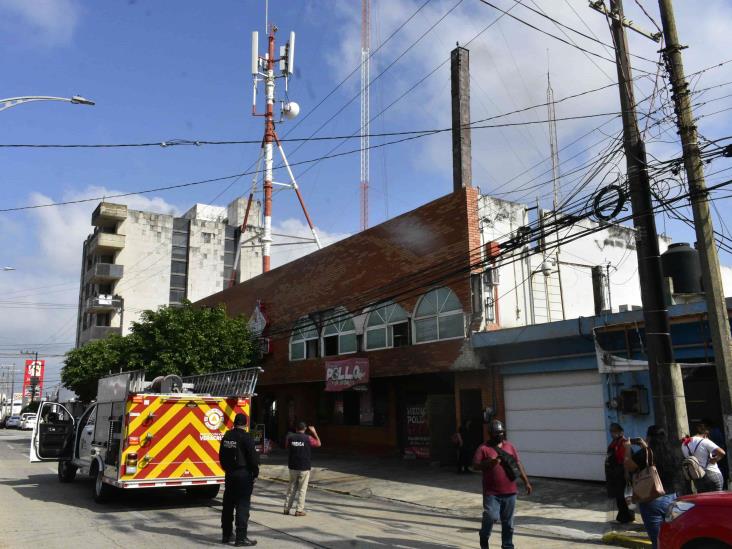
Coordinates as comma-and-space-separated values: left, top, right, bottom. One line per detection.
219, 413, 260, 547
605, 423, 634, 523
681, 422, 727, 493
624, 426, 679, 549
473, 419, 532, 549
283, 422, 321, 516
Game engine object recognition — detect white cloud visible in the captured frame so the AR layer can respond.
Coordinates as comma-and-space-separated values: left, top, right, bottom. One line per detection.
0, 0, 81, 46
324, 0, 732, 202
271, 217, 351, 268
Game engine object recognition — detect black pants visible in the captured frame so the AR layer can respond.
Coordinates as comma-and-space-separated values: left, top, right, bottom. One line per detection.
615, 494, 635, 523
222, 469, 254, 536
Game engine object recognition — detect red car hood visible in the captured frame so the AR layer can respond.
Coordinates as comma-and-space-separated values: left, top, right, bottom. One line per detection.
676, 492, 732, 506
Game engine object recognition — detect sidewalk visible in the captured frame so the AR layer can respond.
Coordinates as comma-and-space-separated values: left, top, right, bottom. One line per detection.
259, 451, 650, 547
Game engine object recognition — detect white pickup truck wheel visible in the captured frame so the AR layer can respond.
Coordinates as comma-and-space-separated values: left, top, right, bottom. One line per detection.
58, 461, 77, 483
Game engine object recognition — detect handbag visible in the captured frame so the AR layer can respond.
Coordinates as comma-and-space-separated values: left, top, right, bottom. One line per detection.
632, 447, 665, 503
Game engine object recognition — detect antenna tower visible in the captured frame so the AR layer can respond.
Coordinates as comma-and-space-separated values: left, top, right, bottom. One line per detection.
360, 0, 370, 231
231, 16, 322, 282
547, 70, 560, 210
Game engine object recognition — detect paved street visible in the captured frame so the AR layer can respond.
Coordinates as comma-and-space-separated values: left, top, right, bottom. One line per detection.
0, 430, 606, 548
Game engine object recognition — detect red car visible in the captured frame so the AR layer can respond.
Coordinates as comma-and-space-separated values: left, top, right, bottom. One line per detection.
659, 492, 732, 549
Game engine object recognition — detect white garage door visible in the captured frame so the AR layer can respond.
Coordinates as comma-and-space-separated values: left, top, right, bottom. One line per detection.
504, 370, 606, 481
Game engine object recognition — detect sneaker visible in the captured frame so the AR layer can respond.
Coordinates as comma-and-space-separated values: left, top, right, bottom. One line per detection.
234, 539, 257, 547
294, 511, 307, 517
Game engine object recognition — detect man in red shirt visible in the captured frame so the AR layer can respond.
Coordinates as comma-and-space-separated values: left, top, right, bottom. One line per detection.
473, 419, 532, 549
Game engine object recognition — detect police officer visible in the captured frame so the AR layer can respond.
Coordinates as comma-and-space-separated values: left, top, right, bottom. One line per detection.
219, 413, 260, 546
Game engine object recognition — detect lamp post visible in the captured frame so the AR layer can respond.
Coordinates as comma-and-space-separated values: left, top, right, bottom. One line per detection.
0, 95, 95, 113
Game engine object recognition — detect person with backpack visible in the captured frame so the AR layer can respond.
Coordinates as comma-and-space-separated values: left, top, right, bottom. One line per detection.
681, 422, 727, 493
605, 423, 634, 523
623, 426, 680, 549
473, 419, 532, 549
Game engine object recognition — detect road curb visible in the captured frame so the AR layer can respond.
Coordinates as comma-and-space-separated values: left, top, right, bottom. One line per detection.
603, 531, 652, 548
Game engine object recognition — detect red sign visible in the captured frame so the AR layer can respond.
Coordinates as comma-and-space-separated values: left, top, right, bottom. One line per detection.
22, 359, 45, 401
325, 358, 369, 392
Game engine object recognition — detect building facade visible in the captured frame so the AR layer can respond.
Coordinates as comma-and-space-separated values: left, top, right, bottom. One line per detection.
198, 185, 658, 460
75, 197, 262, 346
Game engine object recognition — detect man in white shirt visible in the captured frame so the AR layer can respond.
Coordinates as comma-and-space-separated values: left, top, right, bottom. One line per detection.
682, 423, 727, 492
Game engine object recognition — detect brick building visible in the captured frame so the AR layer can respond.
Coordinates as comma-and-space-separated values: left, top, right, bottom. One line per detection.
198, 187, 497, 460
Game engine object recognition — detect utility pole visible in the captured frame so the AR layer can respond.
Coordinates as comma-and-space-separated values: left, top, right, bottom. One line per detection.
360, 0, 370, 231
657, 0, 732, 483
597, 0, 688, 442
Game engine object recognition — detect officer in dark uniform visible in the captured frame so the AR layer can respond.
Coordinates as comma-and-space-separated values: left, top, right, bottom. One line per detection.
219, 413, 260, 546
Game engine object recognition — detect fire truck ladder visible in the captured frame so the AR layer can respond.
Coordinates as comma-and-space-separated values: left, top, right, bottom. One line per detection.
182, 367, 263, 397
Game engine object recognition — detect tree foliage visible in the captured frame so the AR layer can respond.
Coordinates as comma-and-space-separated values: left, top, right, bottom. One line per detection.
62, 302, 257, 402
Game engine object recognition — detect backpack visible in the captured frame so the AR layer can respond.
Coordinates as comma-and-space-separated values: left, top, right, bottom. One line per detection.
681, 440, 706, 481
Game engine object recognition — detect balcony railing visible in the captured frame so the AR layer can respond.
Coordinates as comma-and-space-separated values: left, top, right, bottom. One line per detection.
88, 231, 125, 252
79, 325, 122, 344
85, 295, 122, 312
92, 202, 127, 227
85, 262, 123, 283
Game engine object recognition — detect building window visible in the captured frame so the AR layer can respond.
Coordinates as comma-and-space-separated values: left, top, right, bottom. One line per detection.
322, 309, 357, 356
413, 287, 464, 343
290, 317, 319, 361
203, 232, 214, 244
365, 302, 409, 350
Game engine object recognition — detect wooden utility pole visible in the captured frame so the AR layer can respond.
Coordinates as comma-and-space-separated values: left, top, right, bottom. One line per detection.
658, 0, 732, 482
451, 46, 472, 191
604, 0, 688, 442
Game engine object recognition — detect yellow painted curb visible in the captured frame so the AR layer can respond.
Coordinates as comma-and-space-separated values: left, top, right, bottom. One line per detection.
603, 531, 652, 548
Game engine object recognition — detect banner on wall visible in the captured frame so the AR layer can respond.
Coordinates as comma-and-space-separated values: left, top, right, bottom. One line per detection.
404, 403, 430, 459
325, 358, 369, 392
22, 359, 45, 401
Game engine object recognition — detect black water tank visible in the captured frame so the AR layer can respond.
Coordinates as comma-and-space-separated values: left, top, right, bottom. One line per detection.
661, 242, 702, 294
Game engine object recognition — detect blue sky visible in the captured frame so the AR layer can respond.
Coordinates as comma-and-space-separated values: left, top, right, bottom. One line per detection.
1, 0, 731, 392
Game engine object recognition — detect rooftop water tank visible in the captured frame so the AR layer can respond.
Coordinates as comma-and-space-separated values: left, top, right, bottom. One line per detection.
661, 242, 702, 294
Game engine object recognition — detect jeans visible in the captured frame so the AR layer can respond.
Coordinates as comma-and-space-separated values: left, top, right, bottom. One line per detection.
695, 469, 723, 493
222, 469, 254, 537
480, 494, 516, 549
638, 493, 676, 549
284, 469, 311, 512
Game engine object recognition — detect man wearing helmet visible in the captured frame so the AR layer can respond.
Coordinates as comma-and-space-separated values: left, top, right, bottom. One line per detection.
473, 419, 532, 549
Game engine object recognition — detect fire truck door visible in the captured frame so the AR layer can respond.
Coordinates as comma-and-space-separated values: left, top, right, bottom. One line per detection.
29, 402, 75, 462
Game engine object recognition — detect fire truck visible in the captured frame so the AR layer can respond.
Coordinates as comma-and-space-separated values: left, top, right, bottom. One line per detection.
29, 367, 260, 503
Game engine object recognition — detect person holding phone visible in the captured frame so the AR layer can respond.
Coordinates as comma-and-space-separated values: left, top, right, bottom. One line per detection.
283, 421, 321, 516
623, 426, 680, 549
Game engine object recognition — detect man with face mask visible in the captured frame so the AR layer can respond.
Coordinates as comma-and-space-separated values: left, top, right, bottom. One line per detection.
473, 419, 532, 549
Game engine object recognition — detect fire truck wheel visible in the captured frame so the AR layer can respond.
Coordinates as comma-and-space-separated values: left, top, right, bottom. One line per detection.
93, 468, 114, 503
185, 485, 220, 499
58, 460, 77, 483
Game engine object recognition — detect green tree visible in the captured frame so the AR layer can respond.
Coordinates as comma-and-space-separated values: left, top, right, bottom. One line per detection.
62, 334, 130, 402
62, 302, 256, 402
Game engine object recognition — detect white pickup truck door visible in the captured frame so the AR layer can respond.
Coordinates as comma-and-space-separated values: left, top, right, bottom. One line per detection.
29, 402, 75, 463
77, 405, 97, 470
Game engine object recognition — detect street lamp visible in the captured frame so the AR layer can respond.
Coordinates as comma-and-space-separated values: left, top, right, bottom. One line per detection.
0, 95, 95, 113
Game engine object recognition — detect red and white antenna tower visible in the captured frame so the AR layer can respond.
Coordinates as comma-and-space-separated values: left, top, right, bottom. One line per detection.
231, 14, 322, 281
360, 0, 370, 232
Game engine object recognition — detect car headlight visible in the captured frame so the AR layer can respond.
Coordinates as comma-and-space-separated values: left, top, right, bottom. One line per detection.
665, 501, 695, 522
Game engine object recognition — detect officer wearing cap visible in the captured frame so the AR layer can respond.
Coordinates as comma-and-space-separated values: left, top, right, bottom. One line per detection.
219, 413, 260, 546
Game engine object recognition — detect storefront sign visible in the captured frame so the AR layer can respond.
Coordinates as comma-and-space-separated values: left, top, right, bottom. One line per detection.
405, 403, 430, 459
22, 360, 44, 401
325, 358, 369, 392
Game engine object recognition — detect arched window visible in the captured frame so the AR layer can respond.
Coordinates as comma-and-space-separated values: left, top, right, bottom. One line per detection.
322, 309, 357, 356
290, 317, 319, 361
413, 287, 464, 343
365, 302, 409, 350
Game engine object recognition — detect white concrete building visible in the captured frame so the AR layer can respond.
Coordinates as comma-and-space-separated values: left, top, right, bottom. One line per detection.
476, 194, 671, 329
75, 197, 262, 346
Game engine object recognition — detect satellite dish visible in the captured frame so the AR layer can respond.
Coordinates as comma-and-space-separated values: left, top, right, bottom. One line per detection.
282, 101, 300, 119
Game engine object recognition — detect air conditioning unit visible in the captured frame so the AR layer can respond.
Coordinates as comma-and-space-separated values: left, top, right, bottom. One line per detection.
483, 267, 500, 286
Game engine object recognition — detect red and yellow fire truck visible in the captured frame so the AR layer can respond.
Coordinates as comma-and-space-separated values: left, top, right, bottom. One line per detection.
30, 367, 261, 502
